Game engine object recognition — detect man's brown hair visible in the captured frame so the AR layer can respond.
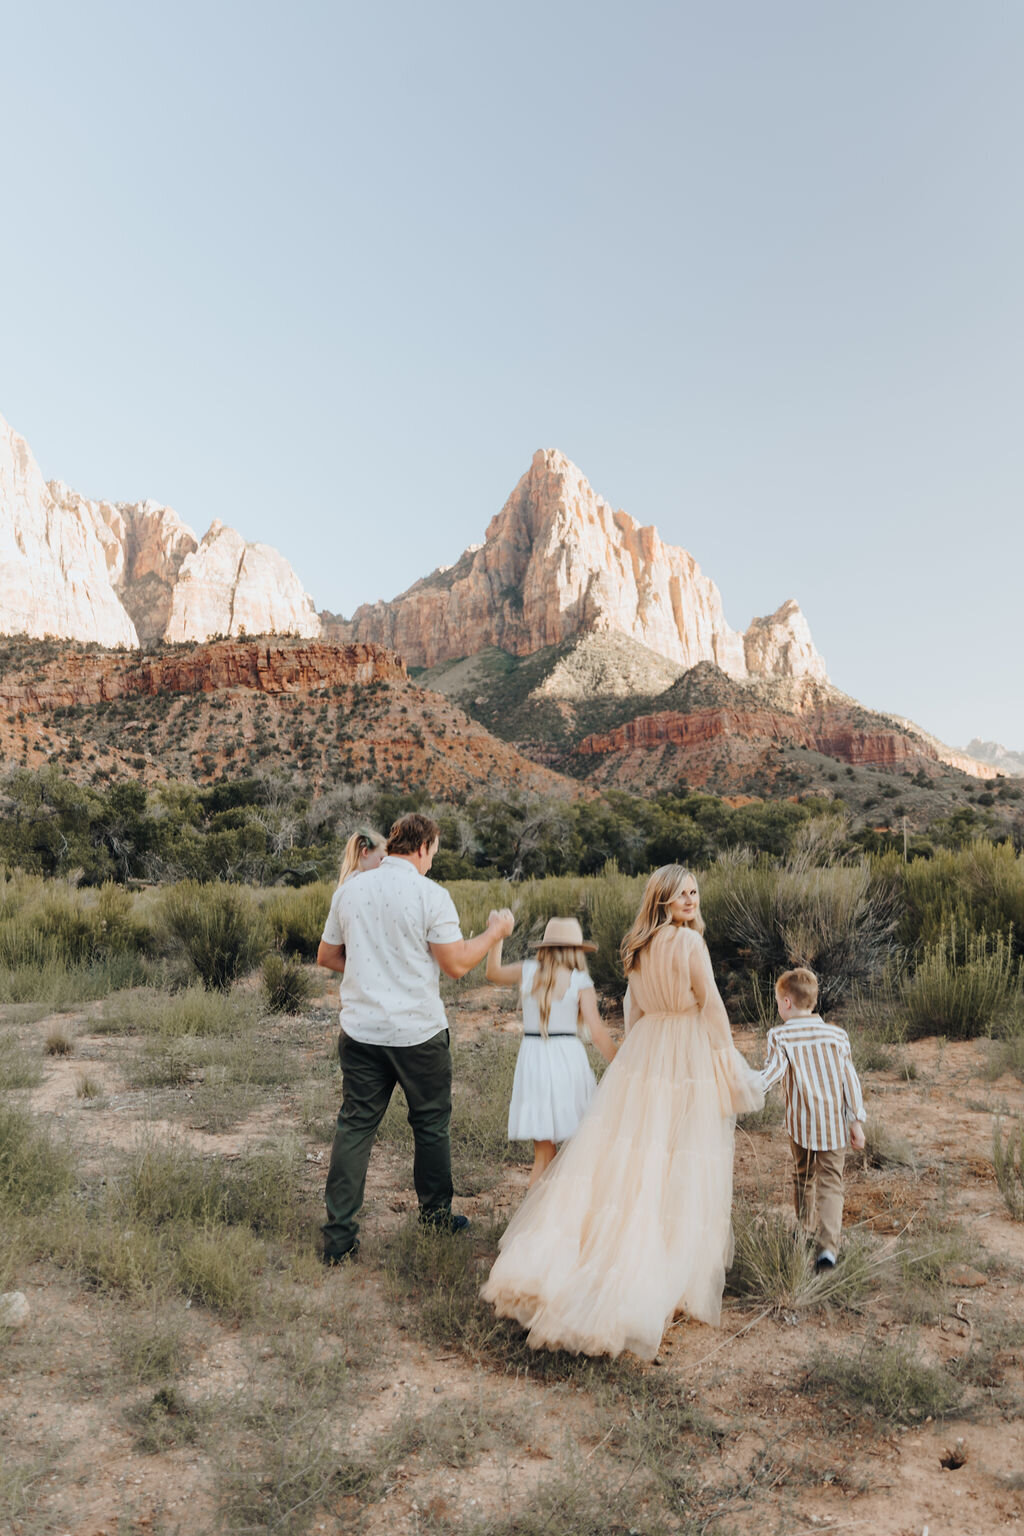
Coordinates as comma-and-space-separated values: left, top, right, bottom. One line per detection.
386, 812, 441, 857
775, 966, 819, 1012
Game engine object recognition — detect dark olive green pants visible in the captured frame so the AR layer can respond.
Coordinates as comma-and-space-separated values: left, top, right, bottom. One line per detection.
322, 1029, 453, 1257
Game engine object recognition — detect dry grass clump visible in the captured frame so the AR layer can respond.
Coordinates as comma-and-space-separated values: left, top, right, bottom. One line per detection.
75, 1073, 102, 1100
126, 1385, 209, 1454
0, 1032, 43, 1090
803, 1335, 962, 1425
727, 1205, 875, 1313
44, 1024, 74, 1056
861, 1121, 917, 1170
993, 1116, 1024, 1221
113, 1309, 189, 1384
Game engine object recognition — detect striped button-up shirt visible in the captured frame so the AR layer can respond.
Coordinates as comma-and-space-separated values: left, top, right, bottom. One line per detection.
760, 1016, 866, 1151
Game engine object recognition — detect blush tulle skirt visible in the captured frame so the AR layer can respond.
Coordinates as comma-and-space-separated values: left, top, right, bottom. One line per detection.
480, 1012, 761, 1361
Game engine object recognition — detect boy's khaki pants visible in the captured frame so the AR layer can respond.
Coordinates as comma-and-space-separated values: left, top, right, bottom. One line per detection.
789, 1137, 846, 1254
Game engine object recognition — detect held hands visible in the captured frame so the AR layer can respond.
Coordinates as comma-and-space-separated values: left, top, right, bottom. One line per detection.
849, 1120, 866, 1152
486, 907, 516, 941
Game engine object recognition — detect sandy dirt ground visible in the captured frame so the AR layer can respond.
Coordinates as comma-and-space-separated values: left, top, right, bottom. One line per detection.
2, 990, 1023, 1536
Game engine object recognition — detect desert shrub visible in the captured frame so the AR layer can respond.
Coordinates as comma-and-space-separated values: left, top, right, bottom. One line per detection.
706, 856, 901, 1009
160, 880, 269, 990
899, 928, 1022, 1040
0, 952, 152, 1005
993, 1117, 1024, 1221
45, 1024, 74, 1056
263, 881, 333, 958
804, 1336, 961, 1424
263, 953, 314, 1014
896, 841, 1024, 951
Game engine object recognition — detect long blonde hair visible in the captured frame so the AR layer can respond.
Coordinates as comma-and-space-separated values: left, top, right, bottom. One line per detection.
620, 865, 704, 974
337, 829, 386, 886
531, 945, 590, 1038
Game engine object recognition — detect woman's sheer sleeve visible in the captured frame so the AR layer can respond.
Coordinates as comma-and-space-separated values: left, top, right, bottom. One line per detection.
623, 982, 642, 1036
685, 933, 764, 1117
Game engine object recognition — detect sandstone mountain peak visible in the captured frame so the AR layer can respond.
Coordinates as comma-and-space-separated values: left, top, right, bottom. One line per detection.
342, 448, 828, 685
0, 412, 319, 648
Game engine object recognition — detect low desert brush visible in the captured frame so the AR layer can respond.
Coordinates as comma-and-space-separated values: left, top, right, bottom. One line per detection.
993, 1116, 1024, 1221
804, 1335, 962, 1424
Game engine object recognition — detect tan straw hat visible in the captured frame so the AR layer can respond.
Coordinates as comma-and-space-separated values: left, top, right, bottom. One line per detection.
532, 917, 597, 953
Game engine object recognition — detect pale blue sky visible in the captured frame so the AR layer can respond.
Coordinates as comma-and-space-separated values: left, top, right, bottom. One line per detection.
2, 2, 1022, 749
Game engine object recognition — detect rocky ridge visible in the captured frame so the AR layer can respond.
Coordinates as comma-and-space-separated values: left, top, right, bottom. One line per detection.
339, 448, 827, 682
0, 637, 575, 801
0, 413, 319, 646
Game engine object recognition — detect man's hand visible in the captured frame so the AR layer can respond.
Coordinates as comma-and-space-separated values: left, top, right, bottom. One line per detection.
849, 1120, 866, 1152
487, 908, 515, 940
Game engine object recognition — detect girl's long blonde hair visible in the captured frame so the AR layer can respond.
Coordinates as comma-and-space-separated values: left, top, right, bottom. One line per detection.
531, 945, 591, 1038
620, 865, 704, 974
337, 829, 386, 886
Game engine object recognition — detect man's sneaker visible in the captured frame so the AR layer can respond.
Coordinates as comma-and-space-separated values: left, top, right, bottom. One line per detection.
814, 1248, 837, 1273
420, 1211, 470, 1235
322, 1242, 359, 1267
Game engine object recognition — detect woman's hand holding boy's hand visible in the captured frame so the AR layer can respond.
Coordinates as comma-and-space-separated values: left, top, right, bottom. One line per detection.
849, 1120, 866, 1151
487, 908, 516, 940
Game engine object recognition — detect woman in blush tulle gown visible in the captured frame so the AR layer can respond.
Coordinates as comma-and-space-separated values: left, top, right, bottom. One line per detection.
480, 865, 764, 1361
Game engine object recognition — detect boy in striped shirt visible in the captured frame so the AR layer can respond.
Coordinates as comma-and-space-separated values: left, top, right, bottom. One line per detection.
761, 967, 866, 1273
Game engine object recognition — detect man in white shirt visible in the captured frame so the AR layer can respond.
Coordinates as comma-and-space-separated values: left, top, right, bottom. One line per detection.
317, 812, 514, 1263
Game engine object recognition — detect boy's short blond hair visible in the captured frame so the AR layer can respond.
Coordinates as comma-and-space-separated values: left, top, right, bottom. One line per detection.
776, 967, 819, 1012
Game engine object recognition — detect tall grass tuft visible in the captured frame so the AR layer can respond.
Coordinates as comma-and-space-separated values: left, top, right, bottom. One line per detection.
160, 880, 269, 990
727, 1205, 874, 1312
993, 1117, 1024, 1221
0, 1104, 75, 1221
899, 927, 1022, 1040
262, 953, 314, 1014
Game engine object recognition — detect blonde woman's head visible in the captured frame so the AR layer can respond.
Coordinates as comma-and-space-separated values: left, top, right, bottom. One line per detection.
621, 865, 703, 973
337, 829, 386, 886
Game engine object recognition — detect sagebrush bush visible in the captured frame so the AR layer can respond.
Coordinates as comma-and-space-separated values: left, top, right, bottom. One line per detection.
899, 927, 1022, 1040
263, 953, 314, 1014
708, 856, 901, 1010
160, 881, 269, 990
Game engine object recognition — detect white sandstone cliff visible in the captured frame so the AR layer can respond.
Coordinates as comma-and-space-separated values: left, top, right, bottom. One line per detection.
0, 411, 320, 646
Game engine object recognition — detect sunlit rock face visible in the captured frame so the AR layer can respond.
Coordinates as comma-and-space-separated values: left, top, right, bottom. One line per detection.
342, 448, 827, 683
0, 417, 139, 647
0, 411, 320, 645
744, 599, 828, 682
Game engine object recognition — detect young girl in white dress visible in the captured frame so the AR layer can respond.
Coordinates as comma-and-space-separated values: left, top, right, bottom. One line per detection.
486, 917, 618, 1188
